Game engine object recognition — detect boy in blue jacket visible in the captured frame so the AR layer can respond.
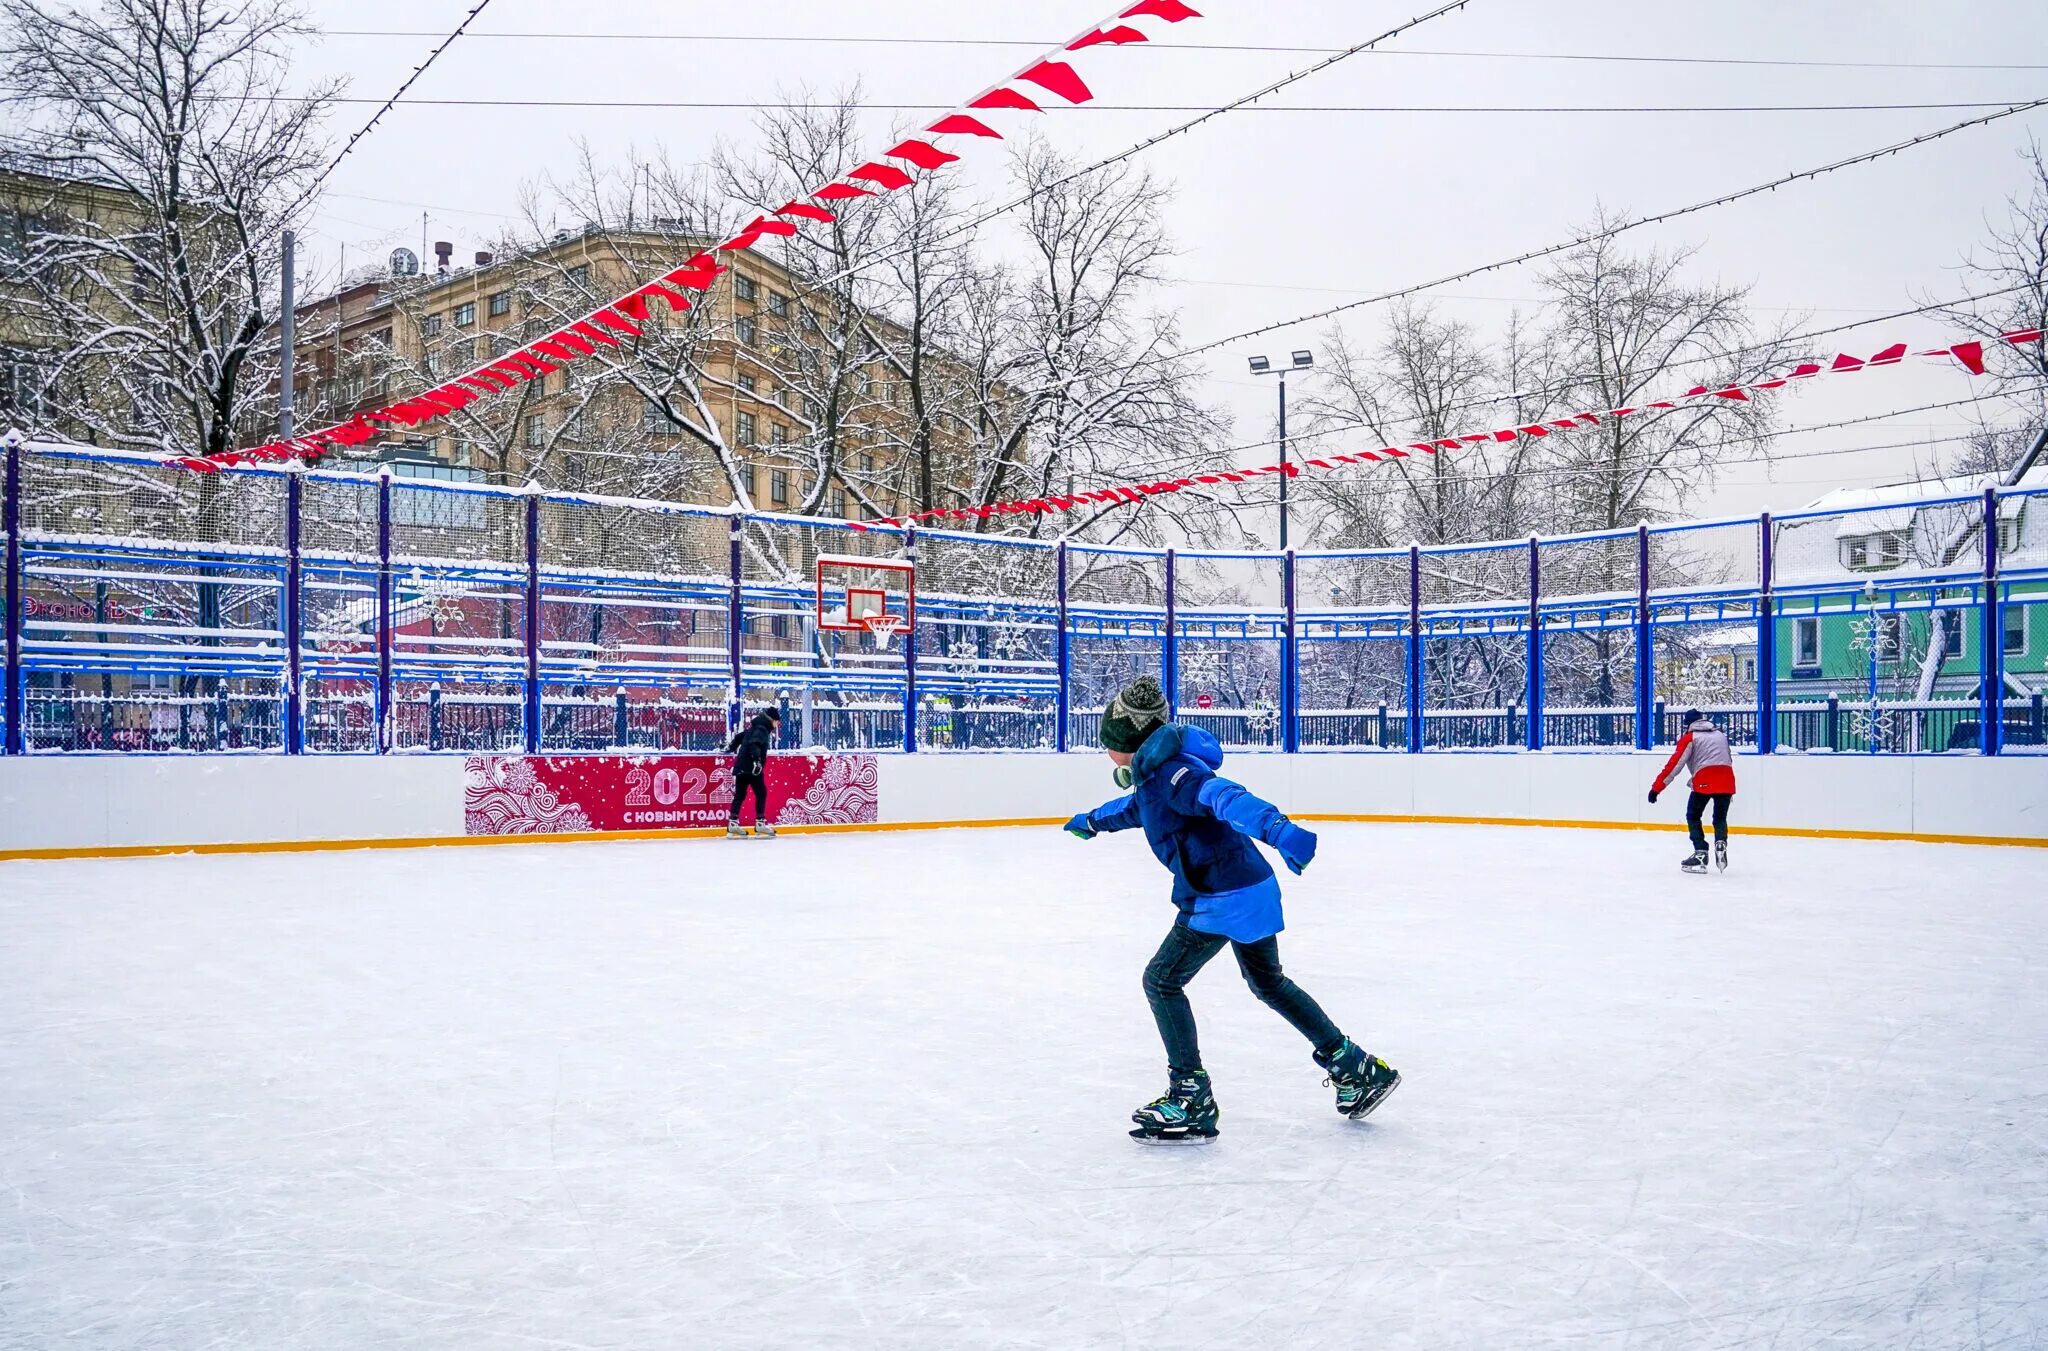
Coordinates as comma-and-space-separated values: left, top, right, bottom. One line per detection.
1066, 676, 1399, 1142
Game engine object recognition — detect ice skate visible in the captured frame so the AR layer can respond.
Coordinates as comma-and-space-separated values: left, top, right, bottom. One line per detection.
755, 821, 777, 839
1314, 1038, 1401, 1120
1129, 1071, 1218, 1144
1681, 849, 1709, 874
724, 821, 747, 840
1715, 840, 1728, 872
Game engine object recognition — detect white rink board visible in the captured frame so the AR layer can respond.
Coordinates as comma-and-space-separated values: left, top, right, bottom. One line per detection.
2, 748, 2045, 854
2, 823, 2044, 1347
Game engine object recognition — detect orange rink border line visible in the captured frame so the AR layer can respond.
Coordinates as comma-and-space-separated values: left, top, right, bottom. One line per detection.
1, 812, 2042, 863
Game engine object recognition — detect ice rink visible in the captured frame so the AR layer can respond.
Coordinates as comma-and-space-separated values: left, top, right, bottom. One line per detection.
4, 821, 2045, 1349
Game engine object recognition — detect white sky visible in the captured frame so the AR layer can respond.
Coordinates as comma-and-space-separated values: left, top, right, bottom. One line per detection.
291, 0, 2048, 525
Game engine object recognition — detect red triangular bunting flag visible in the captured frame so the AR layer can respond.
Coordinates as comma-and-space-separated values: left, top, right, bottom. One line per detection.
2005, 328, 2043, 344
1948, 341, 1987, 375
928, 114, 1003, 138
1070, 25, 1149, 50
814, 183, 874, 201
849, 162, 916, 191
741, 215, 798, 239
1018, 61, 1093, 104
970, 88, 1042, 113
1123, 0, 1202, 19
1712, 386, 1749, 401
1830, 353, 1865, 372
775, 202, 836, 223
887, 140, 961, 170
1787, 362, 1822, 378
1866, 343, 1907, 365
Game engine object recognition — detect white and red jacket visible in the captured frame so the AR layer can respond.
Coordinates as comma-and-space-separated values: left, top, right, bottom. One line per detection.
1654, 719, 1736, 796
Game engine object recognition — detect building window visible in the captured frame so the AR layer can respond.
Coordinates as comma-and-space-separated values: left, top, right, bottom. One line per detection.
525, 413, 546, 448
1940, 609, 1964, 659
894, 380, 908, 408
2004, 603, 2027, 657
859, 452, 875, 473
643, 400, 674, 434
1793, 616, 1820, 669
770, 613, 789, 639
449, 338, 474, 369
422, 314, 443, 338
391, 460, 485, 529
734, 275, 756, 302
453, 302, 476, 328
768, 290, 790, 317
1843, 532, 1903, 572
770, 424, 787, 446
738, 373, 756, 395
831, 488, 848, 519
488, 292, 511, 318
568, 264, 590, 287
1742, 657, 1756, 683
736, 411, 757, 445
736, 317, 757, 347
770, 469, 789, 505
741, 462, 756, 499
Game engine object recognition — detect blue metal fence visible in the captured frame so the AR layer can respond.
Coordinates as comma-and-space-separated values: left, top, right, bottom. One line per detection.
3, 438, 2044, 757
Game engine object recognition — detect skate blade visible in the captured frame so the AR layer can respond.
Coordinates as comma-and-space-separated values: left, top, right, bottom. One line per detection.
1129, 1127, 1217, 1145
1345, 1073, 1402, 1121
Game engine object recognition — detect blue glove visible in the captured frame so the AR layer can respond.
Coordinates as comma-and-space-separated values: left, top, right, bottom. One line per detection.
1273, 822, 1317, 875
1648, 788, 1660, 805
1064, 813, 1096, 840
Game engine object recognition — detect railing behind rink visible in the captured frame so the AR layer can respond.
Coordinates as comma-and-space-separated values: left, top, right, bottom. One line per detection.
3, 438, 2042, 758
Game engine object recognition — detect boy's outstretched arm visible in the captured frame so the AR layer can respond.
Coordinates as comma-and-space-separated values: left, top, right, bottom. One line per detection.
1065, 793, 1140, 839
1186, 774, 1318, 874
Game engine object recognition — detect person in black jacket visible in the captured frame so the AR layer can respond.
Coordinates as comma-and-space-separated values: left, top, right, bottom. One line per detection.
724, 707, 780, 837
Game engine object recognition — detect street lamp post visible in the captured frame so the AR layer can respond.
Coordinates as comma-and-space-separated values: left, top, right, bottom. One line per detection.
1248, 350, 1313, 550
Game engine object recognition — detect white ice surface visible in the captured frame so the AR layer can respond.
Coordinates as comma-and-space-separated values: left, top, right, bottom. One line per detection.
3, 824, 2045, 1350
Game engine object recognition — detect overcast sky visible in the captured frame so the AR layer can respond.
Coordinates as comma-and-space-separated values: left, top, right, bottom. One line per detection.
290, 0, 2048, 524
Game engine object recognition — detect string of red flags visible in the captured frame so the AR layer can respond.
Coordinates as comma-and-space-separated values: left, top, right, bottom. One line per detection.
173, 1, 1205, 474
852, 327, 2046, 531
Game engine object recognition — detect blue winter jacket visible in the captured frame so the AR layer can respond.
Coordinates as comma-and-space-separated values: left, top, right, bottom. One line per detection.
1073, 724, 1316, 944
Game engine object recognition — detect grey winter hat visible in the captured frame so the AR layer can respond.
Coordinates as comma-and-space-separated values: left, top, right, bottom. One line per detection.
1100, 675, 1170, 754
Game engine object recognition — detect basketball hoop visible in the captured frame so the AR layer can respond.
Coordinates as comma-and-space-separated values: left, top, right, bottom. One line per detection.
859, 613, 908, 651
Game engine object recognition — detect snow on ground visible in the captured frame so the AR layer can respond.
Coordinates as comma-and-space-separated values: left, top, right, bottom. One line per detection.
2, 823, 2044, 1350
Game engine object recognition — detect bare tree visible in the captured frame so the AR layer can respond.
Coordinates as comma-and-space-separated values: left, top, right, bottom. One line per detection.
1945, 137, 2048, 421
1, 0, 337, 457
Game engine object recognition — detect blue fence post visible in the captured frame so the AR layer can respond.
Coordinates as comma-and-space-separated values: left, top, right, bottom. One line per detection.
1826, 693, 1840, 751
1406, 544, 1423, 753
375, 469, 394, 754
523, 489, 542, 755
902, 523, 919, 754
283, 468, 304, 753
3, 434, 21, 755
1756, 512, 1777, 755
1282, 549, 1299, 753
1634, 523, 1653, 750
1163, 546, 1179, 720
1982, 487, 2002, 755
614, 687, 629, 748
428, 684, 443, 751
1054, 539, 1070, 753
727, 514, 744, 737
1526, 535, 1544, 751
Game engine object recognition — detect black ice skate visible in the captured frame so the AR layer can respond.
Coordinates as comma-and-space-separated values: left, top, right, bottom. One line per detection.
1314, 1038, 1401, 1120
1715, 840, 1728, 872
1130, 1071, 1218, 1144
1681, 849, 1710, 874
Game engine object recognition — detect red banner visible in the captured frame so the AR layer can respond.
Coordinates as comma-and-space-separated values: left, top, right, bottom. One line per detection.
463, 753, 880, 835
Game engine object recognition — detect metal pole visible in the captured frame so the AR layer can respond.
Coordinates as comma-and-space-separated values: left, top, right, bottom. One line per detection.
902, 524, 919, 753
523, 490, 542, 755
284, 471, 303, 753
1278, 370, 1289, 552
1634, 523, 1653, 750
727, 515, 744, 736
1282, 548, 1299, 753
1407, 544, 1423, 753
1527, 536, 1543, 751
3, 436, 21, 755
1163, 547, 1179, 721
1756, 512, 1777, 755
375, 470, 394, 754
1982, 486, 2002, 755
279, 229, 297, 441
1054, 539, 1070, 753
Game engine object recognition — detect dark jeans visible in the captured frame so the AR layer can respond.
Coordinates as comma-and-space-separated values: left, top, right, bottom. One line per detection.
1142, 921, 1343, 1075
730, 767, 768, 823
1686, 791, 1732, 850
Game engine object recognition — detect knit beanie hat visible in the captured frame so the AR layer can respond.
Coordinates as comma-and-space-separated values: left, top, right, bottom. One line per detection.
1100, 675, 1169, 754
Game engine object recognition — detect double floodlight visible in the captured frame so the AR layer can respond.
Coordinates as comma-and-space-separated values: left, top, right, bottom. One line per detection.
1247, 351, 1315, 375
